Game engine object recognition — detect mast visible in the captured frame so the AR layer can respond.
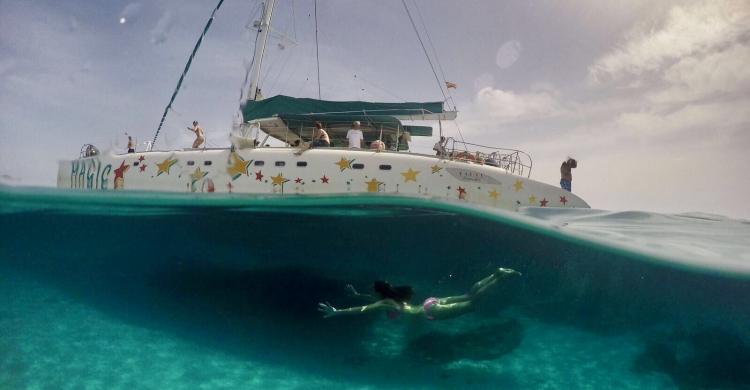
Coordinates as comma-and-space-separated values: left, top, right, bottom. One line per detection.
246, 0, 277, 101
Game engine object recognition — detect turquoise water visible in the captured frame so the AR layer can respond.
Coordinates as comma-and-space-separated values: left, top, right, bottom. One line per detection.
1, 186, 749, 389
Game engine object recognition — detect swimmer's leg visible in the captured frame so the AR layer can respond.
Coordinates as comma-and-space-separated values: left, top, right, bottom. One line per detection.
441, 267, 521, 304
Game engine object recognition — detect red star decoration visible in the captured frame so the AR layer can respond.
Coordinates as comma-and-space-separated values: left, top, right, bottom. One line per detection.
559, 196, 567, 205
227, 182, 233, 193
457, 186, 467, 200
138, 155, 145, 162
139, 164, 147, 172
540, 198, 549, 207
255, 171, 264, 181
321, 175, 329, 184
114, 161, 129, 180
294, 177, 303, 184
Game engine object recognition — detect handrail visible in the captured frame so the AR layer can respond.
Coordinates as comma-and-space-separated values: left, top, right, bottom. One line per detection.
443, 138, 533, 178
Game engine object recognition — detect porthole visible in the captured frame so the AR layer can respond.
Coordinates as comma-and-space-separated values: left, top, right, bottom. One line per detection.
297, 161, 308, 167
379, 164, 392, 170
352, 163, 365, 169
187, 161, 195, 166
204, 161, 212, 166
254, 161, 264, 166
275, 161, 285, 167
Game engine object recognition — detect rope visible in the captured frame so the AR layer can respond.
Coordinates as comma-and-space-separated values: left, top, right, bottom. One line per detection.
401, 0, 448, 105
412, 0, 457, 111
152, 0, 226, 149
314, 0, 322, 99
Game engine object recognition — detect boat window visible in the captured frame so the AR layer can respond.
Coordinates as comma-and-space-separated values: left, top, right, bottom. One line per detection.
352, 163, 365, 169
379, 164, 392, 170
296, 161, 307, 167
275, 161, 285, 167
204, 161, 212, 166
255, 161, 264, 166
133, 161, 139, 166
187, 161, 195, 166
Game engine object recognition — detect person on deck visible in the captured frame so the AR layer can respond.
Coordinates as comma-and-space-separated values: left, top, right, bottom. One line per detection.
127, 135, 135, 153
312, 121, 330, 147
560, 157, 577, 192
346, 121, 364, 149
188, 121, 205, 149
433, 136, 447, 157
318, 267, 521, 320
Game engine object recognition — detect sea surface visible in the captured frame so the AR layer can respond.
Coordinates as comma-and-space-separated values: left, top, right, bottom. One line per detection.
1, 186, 749, 389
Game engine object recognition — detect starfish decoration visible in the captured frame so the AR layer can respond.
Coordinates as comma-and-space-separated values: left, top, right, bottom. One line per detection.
366, 178, 382, 192
488, 189, 499, 201
321, 175, 329, 184
528, 195, 537, 205
431, 164, 442, 174
539, 198, 548, 207
335, 157, 354, 171
457, 186, 467, 200
271, 173, 289, 186
138, 155, 145, 162
227, 182, 233, 193
560, 196, 567, 205
139, 164, 147, 172
156, 157, 178, 176
190, 167, 208, 184
226, 152, 252, 181
400, 168, 420, 183
255, 170, 264, 181
114, 161, 130, 180
294, 177, 303, 184
513, 179, 524, 192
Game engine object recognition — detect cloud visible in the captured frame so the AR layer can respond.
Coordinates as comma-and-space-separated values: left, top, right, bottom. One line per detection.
588, 0, 750, 84
151, 11, 174, 45
471, 86, 564, 124
495, 40, 521, 69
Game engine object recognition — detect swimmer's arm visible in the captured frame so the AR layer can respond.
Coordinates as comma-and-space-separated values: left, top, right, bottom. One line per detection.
317, 301, 391, 318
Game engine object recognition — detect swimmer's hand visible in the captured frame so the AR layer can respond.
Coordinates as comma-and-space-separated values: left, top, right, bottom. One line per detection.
497, 267, 522, 277
317, 302, 338, 318
345, 284, 359, 297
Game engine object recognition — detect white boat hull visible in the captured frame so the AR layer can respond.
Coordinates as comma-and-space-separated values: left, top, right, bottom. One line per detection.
57, 147, 589, 211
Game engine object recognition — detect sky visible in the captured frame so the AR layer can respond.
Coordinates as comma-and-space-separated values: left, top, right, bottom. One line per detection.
1, 0, 749, 218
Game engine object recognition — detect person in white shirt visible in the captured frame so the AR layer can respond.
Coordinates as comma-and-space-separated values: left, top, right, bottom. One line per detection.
346, 121, 364, 149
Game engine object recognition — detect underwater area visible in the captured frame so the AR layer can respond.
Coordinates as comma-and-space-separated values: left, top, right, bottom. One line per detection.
1, 186, 749, 389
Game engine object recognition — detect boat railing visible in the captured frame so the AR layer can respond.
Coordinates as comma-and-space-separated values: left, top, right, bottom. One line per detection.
444, 138, 533, 178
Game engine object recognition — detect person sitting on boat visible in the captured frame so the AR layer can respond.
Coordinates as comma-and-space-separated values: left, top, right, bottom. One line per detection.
433, 136, 447, 157
560, 157, 577, 192
398, 131, 411, 151
346, 121, 364, 149
317, 267, 521, 320
369, 139, 385, 151
187, 121, 205, 149
312, 121, 330, 147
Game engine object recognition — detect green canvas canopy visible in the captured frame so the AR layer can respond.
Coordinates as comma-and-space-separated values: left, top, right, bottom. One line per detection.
242, 95, 446, 123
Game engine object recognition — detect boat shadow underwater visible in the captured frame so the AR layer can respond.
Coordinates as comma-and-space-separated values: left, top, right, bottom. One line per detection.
2, 201, 750, 388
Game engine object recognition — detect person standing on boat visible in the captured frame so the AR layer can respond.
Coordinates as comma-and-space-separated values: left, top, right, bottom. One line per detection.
188, 121, 205, 149
127, 135, 135, 153
318, 267, 521, 320
346, 121, 364, 149
312, 121, 330, 147
560, 157, 577, 192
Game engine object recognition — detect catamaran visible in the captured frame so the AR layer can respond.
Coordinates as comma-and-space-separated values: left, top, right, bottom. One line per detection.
57, 0, 589, 211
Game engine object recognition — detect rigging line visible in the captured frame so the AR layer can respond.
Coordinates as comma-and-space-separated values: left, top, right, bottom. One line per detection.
401, 0, 448, 105
314, 0, 321, 99
412, 0, 457, 111
152, 0, 227, 148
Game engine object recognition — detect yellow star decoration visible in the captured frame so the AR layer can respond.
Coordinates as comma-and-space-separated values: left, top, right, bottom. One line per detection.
190, 167, 208, 183
335, 157, 353, 171
271, 173, 289, 186
226, 152, 252, 180
528, 195, 537, 205
366, 178, 382, 192
400, 168, 420, 183
489, 189, 500, 201
513, 179, 524, 192
156, 157, 178, 176
431, 164, 442, 174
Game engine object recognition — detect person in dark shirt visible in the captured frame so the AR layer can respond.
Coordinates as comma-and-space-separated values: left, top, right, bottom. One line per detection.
560, 157, 577, 192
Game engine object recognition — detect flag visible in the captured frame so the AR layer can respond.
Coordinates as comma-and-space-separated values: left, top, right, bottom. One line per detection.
445, 81, 457, 89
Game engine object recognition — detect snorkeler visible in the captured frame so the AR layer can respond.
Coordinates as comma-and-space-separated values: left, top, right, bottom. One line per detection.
318, 267, 521, 321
